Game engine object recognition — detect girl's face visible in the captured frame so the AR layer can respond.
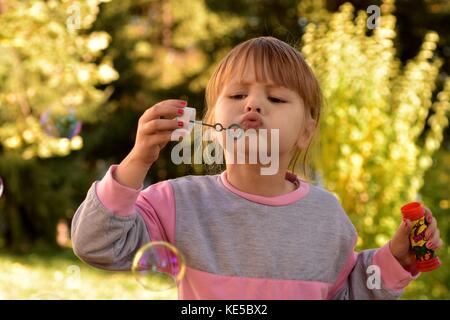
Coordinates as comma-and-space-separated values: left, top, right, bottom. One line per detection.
213, 60, 316, 160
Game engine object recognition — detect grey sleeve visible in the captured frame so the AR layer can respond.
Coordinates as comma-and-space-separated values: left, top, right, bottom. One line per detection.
71, 183, 150, 271
331, 249, 402, 300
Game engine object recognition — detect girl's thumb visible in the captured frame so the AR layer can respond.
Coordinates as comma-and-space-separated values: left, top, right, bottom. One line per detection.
392, 219, 412, 245
390, 220, 412, 258
398, 219, 412, 238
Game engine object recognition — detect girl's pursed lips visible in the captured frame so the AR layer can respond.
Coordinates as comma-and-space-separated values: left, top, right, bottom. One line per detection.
240, 112, 263, 129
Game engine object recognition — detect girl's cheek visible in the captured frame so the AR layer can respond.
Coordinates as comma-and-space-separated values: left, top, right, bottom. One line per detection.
278, 127, 300, 149
215, 102, 233, 119
213, 109, 225, 124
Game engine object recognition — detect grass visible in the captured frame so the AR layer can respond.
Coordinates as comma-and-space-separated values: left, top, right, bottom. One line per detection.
0, 249, 177, 300
1, 249, 447, 300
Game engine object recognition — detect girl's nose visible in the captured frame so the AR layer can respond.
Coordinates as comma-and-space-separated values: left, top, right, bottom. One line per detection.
245, 105, 261, 113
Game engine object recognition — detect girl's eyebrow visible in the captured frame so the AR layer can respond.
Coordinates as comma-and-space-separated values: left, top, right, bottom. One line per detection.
229, 81, 285, 89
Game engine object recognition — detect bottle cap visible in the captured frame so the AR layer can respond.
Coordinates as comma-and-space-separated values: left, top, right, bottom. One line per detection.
416, 257, 441, 272
400, 202, 425, 221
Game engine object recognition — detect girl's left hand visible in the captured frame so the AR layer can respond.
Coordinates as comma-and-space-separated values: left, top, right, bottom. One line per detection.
389, 206, 443, 269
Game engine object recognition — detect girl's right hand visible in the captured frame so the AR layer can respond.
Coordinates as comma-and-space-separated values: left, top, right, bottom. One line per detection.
129, 99, 187, 168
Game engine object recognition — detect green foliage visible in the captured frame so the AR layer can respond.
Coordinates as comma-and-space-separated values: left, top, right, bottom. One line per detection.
403, 146, 450, 299
301, 0, 449, 299
0, 0, 448, 299
0, 0, 116, 158
0, 152, 96, 250
301, 0, 449, 247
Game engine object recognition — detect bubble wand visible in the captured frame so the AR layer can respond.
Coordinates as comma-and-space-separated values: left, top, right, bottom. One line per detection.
189, 119, 243, 137
172, 106, 244, 140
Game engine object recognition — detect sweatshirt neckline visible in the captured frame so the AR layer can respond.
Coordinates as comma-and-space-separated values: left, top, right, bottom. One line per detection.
219, 170, 310, 206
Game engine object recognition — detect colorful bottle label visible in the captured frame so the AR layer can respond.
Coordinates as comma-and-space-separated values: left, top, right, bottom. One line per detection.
410, 217, 435, 262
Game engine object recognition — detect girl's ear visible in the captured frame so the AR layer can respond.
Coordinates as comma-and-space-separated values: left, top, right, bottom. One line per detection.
296, 116, 317, 150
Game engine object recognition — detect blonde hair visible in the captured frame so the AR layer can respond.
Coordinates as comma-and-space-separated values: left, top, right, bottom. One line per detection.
202, 36, 322, 180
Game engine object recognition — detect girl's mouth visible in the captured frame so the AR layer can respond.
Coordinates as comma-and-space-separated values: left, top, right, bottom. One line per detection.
241, 120, 262, 130
240, 112, 263, 129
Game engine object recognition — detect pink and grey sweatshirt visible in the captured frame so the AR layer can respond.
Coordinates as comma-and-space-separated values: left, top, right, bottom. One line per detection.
71, 165, 419, 299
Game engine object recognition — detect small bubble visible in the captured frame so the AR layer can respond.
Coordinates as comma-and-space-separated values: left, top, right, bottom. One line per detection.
40, 110, 82, 139
132, 241, 186, 292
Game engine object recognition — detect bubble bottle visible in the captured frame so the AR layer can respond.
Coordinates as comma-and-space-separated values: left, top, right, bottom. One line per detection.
400, 202, 441, 272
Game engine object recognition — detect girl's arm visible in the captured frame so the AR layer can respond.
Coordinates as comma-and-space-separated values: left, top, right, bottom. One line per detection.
328, 240, 419, 299
70, 165, 176, 271
71, 99, 185, 270
326, 198, 419, 300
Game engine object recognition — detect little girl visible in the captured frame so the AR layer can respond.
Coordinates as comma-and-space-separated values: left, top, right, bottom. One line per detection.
71, 36, 442, 299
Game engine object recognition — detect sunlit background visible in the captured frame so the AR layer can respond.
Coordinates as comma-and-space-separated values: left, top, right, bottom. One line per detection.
0, 0, 449, 299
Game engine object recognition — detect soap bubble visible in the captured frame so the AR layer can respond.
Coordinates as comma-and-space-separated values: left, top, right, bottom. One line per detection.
132, 241, 186, 292
40, 110, 82, 139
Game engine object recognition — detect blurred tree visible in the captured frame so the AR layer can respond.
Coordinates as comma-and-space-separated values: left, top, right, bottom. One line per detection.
300, 0, 449, 298
301, 0, 449, 247
0, 153, 96, 251
0, 0, 116, 250
0, 0, 117, 158
403, 143, 450, 299
0, 0, 248, 249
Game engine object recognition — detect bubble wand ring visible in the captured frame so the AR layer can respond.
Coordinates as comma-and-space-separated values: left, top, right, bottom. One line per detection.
189, 120, 244, 139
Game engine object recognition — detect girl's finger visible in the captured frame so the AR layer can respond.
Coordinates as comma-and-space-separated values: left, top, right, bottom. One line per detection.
429, 230, 441, 247
427, 238, 443, 250
141, 119, 184, 135
424, 207, 433, 224
149, 130, 175, 145
140, 100, 187, 123
425, 217, 437, 240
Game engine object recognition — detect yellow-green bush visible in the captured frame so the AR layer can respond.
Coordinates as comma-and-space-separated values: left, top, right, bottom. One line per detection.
301, 0, 449, 298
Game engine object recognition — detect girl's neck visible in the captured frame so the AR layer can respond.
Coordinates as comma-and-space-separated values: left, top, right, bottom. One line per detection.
225, 164, 297, 197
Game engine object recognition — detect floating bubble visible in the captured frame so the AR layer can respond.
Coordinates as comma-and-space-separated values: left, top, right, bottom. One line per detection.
298, 17, 308, 28
132, 241, 186, 292
40, 110, 82, 139
0, 177, 3, 197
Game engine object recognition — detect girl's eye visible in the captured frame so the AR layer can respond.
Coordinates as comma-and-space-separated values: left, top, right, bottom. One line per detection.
229, 95, 286, 103
230, 94, 246, 100
268, 97, 286, 103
